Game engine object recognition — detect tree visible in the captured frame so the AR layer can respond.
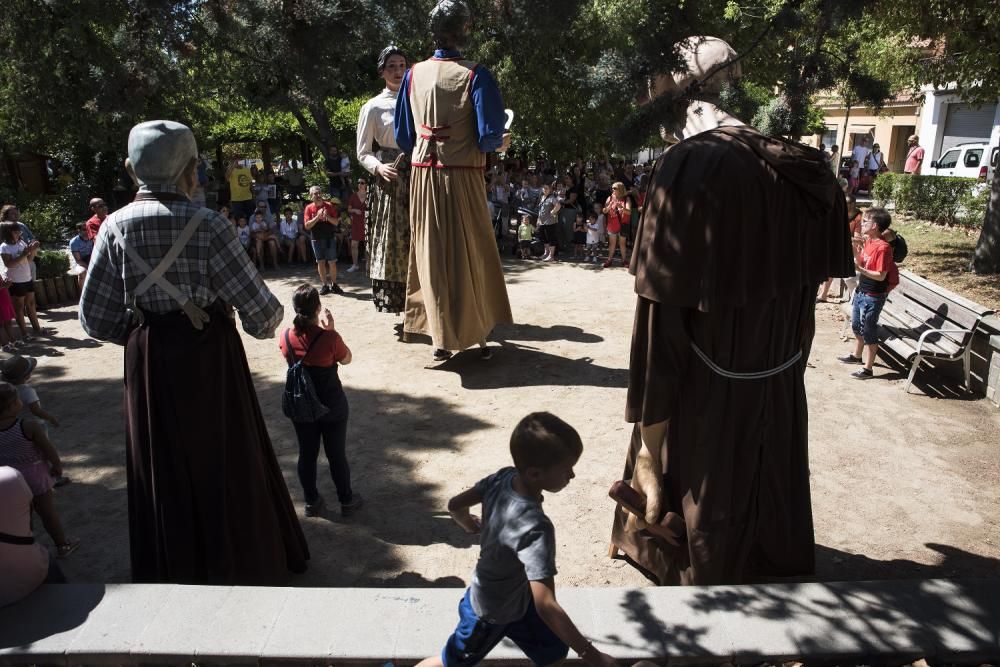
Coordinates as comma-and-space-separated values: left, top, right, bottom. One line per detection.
197, 0, 407, 157
873, 0, 1000, 274
0, 0, 220, 199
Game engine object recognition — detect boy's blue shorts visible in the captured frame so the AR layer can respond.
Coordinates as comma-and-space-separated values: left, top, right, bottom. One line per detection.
441, 589, 568, 667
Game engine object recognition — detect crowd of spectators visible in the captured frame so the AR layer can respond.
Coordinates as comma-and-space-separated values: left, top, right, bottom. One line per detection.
486, 154, 653, 267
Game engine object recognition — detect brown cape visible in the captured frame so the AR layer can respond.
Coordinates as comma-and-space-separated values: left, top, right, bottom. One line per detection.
610, 126, 854, 585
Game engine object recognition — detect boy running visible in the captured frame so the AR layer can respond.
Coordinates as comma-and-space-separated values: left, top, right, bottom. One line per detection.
416, 412, 616, 667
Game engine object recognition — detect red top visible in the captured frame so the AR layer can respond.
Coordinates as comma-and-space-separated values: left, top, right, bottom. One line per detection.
86, 214, 104, 239
861, 238, 891, 273
348, 193, 365, 241
605, 195, 628, 234
279, 325, 349, 367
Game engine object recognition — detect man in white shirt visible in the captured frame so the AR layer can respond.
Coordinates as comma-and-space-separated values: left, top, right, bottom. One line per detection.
851, 142, 870, 171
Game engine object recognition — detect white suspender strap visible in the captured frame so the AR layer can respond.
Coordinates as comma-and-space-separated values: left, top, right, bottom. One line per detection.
107, 207, 212, 329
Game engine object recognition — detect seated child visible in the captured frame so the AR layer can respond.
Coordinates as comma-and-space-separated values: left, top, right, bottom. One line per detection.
1, 355, 66, 485
0, 382, 78, 558
516, 214, 535, 260
415, 412, 617, 667
250, 211, 279, 270
279, 207, 308, 263
236, 215, 252, 255
68, 222, 94, 291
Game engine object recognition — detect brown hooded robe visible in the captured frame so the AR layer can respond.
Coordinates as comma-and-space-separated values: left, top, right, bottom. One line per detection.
610, 125, 854, 585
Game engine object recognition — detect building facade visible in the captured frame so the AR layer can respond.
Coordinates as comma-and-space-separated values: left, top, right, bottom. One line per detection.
814, 87, 1000, 173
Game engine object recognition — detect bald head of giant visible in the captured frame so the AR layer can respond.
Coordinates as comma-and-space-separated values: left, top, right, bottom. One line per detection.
125, 120, 199, 198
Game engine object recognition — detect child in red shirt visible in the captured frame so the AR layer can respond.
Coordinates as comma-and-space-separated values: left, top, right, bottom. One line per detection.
838, 207, 897, 379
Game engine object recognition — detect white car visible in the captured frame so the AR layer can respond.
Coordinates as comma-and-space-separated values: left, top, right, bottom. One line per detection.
927, 142, 997, 180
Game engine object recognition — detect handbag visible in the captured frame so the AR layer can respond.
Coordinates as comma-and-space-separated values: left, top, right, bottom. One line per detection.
281, 329, 330, 422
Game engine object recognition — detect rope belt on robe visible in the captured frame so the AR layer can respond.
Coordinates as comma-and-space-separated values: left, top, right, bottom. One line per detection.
690, 341, 803, 380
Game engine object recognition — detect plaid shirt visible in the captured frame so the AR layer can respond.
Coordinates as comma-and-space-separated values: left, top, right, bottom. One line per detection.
79, 185, 283, 342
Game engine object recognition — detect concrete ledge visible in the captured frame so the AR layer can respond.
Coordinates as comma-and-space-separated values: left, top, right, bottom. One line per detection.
1, 579, 998, 665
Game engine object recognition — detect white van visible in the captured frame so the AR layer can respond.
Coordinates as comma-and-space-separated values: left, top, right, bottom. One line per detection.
927, 142, 997, 180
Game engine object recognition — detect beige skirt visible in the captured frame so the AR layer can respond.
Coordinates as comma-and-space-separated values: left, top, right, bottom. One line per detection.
404, 168, 513, 350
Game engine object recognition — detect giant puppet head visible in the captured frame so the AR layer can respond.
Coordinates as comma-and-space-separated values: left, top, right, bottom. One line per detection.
648, 37, 745, 144
429, 0, 472, 51
125, 120, 199, 195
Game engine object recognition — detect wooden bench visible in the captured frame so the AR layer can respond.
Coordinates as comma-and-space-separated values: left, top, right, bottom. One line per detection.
871, 270, 995, 393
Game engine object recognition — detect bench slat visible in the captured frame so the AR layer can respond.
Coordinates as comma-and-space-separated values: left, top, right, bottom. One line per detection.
901, 269, 995, 317
894, 277, 992, 331
878, 310, 965, 355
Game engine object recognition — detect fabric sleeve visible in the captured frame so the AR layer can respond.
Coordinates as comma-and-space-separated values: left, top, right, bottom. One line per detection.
473, 469, 505, 497
626, 299, 692, 425
867, 243, 891, 274
356, 101, 382, 175
78, 224, 129, 342
332, 332, 349, 364
19, 386, 39, 405
471, 66, 506, 153
516, 519, 558, 581
394, 69, 416, 154
207, 219, 283, 339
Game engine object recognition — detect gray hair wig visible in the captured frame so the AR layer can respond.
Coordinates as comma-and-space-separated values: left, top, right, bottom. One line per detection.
429, 0, 471, 50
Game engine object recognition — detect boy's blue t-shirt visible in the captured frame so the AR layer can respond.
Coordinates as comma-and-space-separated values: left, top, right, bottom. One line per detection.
469, 467, 557, 624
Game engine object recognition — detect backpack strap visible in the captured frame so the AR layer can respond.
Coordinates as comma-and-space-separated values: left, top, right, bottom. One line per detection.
284, 329, 326, 367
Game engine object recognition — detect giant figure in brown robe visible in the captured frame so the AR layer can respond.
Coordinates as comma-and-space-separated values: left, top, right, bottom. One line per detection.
610, 37, 855, 585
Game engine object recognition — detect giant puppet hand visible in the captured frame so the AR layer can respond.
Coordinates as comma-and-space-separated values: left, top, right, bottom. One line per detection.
624, 420, 667, 532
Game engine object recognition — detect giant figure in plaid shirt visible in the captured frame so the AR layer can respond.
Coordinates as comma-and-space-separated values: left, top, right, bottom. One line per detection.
80, 121, 309, 584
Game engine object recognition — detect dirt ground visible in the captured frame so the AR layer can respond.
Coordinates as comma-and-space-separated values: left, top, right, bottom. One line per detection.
27, 256, 1000, 588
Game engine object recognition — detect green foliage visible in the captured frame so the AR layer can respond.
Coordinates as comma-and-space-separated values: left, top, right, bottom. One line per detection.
872, 173, 989, 227
35, 249, 71, 280
19, 195, 81, 244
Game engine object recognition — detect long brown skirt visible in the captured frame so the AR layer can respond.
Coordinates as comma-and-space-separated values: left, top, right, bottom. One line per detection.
124, 304, 309, 584
404, 167, 512, 350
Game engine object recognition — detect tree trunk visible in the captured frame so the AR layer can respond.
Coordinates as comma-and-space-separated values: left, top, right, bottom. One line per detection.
261, 140, 272, 173
970, 174, 1000, 274
841, 101, 852, 165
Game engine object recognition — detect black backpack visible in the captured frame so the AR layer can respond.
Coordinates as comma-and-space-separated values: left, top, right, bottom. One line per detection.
890, 233, 909, 264
282, 330, 330, 423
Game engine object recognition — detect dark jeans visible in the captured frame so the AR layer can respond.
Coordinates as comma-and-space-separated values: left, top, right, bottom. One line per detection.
292, 415, 352, 505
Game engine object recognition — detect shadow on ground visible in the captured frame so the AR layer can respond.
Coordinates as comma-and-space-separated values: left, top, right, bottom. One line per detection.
429, 341, 627, 390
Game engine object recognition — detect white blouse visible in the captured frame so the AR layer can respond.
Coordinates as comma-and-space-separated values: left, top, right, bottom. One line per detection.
356, 88, 399, 175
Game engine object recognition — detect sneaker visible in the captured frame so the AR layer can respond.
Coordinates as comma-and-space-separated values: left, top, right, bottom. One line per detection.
837, 354, 863, 365
305, 496, 326, 517
53, 475, 71, 488
341, 493, 365, 517
331, 284, 345, 295
851, 368, 874, 380
433, 348, 453, 362
346, 265, 358, 273
319, 284, 332, 295
602, 261, 612, 268
480, 346, 493, 360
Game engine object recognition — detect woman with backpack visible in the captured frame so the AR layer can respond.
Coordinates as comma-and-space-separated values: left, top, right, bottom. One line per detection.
279, 284, 363, 518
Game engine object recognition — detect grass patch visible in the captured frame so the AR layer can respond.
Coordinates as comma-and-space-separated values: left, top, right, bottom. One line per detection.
891, 216, 999, 311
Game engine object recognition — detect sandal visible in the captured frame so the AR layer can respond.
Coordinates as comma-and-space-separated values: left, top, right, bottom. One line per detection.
57, 539, 80, 558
